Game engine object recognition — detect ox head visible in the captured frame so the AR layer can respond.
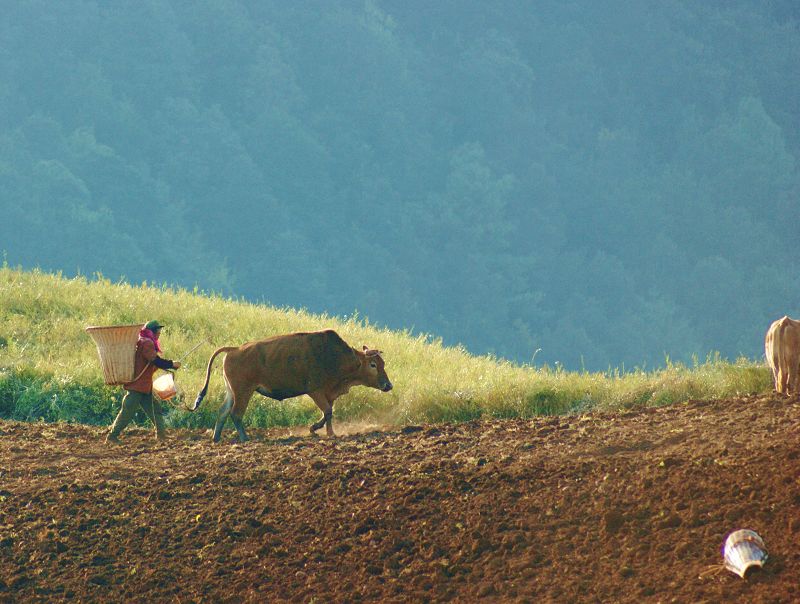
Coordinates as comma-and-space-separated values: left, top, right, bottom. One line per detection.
359, 346, 393, 392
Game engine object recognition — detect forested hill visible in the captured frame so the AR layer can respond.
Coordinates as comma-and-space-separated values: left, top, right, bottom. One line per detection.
1, 1, 798, 370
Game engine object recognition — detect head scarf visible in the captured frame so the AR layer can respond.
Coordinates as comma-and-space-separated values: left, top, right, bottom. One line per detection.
138, 327, 162, 353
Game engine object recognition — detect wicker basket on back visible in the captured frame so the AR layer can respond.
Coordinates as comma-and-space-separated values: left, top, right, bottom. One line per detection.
85, 324, 143, 385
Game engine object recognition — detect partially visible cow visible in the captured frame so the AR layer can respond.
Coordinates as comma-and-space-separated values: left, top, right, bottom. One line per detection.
191, 330, 393, 442
765, 316, 800, 396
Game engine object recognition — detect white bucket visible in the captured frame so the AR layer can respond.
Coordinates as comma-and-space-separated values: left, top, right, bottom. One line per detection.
723, 529, 767, 578
153, 372, 177, 401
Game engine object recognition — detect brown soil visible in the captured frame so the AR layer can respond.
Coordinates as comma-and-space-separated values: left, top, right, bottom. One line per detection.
0, 394, 798, 603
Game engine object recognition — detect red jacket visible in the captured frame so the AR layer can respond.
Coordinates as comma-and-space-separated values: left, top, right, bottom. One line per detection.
125, 339, 161, 393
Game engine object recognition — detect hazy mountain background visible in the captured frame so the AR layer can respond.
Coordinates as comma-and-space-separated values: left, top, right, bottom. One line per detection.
1, 0, 798, 370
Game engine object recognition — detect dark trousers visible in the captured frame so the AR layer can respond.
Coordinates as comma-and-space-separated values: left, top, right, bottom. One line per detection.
109, 390, 166, 439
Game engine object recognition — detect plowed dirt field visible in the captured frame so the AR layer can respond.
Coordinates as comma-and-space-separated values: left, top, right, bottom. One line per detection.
0, 394, 798, 603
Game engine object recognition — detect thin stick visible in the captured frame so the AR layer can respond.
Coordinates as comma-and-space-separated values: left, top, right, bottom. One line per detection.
177, 341, 206, 364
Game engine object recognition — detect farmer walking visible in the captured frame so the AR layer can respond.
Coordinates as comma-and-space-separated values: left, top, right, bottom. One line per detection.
106, 320, 181, 444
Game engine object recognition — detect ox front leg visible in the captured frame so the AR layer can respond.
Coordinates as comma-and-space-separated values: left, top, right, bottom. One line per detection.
309, 392, 335, 438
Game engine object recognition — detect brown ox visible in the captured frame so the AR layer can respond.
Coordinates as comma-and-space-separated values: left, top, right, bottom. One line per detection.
765, 316, 800, 396
191, 330, 393, 442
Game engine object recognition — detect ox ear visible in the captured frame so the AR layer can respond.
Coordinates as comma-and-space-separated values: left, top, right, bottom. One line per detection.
365, 348, 383, 357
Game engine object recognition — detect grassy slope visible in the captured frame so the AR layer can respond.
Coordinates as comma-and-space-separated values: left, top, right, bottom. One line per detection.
0, 267, 772, 429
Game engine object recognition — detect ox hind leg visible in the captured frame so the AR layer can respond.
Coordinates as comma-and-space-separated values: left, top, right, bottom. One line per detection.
213, 382, 254, 443
770, 363, 780, 394
229, 394, 252, 442
213, 387, 234, 443
309, 391, 335, 437
777, 363, 790, 396
788, 359, 800, 397
768, 348, 781, 394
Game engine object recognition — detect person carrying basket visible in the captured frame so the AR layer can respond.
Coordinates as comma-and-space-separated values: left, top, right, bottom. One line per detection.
105, 320, 181, 444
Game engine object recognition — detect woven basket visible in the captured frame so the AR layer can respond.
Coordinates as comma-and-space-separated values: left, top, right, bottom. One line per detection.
85, 324, 143, 385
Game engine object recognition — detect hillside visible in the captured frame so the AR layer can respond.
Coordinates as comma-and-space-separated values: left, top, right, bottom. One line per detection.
0, 394, 797, 602
0, 268, 772, 431
3, 2, 800, 370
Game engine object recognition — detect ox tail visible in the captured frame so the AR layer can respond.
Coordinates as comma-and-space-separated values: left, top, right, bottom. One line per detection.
191, 346, 238, 411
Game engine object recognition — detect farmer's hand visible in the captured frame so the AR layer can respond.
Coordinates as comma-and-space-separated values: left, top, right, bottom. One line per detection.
172, 361, 182, 369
